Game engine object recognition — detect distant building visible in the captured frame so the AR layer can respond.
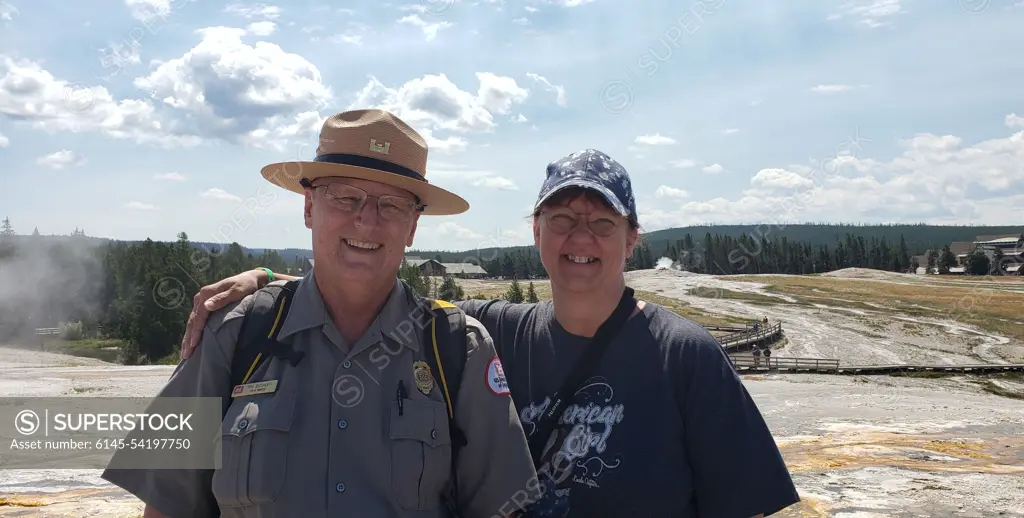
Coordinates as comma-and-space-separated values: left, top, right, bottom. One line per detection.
404, 256, 446, 276
946, 232, 1023, 274
441, 262, 488, 279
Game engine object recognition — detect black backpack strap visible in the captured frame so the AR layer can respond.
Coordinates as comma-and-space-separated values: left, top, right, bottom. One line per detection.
421, 297, 468, 517
528, 287, 636, 468
225, 280, 303, 414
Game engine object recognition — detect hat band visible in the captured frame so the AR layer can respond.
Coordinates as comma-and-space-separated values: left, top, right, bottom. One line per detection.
313, 153, 426, 182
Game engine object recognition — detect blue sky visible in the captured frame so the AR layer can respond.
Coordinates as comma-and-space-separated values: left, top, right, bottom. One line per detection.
1, 0, 1022, 251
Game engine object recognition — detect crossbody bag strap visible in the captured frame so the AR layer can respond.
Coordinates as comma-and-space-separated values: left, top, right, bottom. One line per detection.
527, 286, 637, 466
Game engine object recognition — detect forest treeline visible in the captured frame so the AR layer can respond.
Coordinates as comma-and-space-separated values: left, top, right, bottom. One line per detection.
0, 218, 1018, 364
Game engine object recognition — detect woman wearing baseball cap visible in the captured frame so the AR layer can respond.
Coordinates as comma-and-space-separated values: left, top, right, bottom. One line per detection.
181, 147, 800, 517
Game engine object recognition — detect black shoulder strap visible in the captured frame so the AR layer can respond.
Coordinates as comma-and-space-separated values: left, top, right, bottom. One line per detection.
227, 280, 303, 411
528, 286, 637, 467
419, 295, 469, 517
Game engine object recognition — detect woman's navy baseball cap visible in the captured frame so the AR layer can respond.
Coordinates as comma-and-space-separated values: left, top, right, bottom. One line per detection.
533, 148, 638, 223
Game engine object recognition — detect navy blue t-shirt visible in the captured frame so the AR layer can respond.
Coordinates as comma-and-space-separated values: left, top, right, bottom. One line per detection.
455, 299, 800, 518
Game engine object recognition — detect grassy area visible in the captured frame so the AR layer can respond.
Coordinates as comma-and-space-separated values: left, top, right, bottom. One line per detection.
729, 275, 1024, 342
633, 290, 754, 328
39, 337, 180, 365
43, 338, 123, 363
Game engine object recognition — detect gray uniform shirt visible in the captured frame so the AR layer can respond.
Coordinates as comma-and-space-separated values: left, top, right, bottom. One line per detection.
102, 270, 537, 518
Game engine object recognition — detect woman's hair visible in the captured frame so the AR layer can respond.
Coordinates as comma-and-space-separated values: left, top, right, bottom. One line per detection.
529, 187, 641, 231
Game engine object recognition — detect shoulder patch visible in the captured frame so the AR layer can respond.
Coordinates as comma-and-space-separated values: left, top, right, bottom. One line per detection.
485, 355, 510, 396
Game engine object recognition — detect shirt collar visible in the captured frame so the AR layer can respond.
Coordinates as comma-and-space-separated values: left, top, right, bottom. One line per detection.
276, 267, 422, 351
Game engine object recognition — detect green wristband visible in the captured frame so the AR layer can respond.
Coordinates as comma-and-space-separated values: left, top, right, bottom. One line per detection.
259, 267, 275, 283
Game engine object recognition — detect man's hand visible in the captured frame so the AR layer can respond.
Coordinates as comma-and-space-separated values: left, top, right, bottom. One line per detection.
179, 269, 266, 359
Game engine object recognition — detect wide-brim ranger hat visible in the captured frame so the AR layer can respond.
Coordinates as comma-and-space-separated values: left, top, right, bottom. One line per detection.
534, 148, 638, 223
260, 109, 470, 216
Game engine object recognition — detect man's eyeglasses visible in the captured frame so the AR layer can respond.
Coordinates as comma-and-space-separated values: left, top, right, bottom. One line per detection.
540, 209, 620, 237
311, 181, 422, 221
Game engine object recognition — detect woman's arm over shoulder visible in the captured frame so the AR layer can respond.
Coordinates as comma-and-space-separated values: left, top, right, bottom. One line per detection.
454, 299, 534, 332
658, 312, 801, 517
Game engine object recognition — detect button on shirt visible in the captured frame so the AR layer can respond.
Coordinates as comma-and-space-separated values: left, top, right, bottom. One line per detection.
102, 270, 537, 518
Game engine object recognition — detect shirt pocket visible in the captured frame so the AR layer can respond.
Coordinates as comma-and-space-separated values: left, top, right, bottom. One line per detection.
213, 389, 295, 507
389, 398, 453, 510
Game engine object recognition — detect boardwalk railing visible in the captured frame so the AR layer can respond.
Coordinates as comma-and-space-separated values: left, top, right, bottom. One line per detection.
718, 323, 783, 349
728, 354, 1024, 374
729, 355, 839, 372
35, 328, 60, 336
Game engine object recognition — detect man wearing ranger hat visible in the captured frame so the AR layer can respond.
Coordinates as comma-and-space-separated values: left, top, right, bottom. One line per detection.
101, 109, 538, 518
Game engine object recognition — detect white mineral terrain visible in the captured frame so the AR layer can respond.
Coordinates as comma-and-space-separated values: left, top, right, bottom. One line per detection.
2, 268, 1022, 517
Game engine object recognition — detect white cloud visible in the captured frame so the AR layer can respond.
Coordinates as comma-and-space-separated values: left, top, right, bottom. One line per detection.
476, 72, 530, 115
669, 159, 697, 169
126, 201, 159, 211
721, 128, 739, 135
200, 188, 242, 203
154, 172, 186, 181
635, 133, 676, 145
348, 72, 531, 136
828, 0, 903, 28
36, 150, 86, 169
398, 14, 453, 42
512, 17, 529, 25
0, 55, 198, 147
246, 21, 277, 36
429, 167, 519, 190
751, 168, 816, 190
526, 73, 567, 107
132, 27, 332, 148
512, 113, 528, 123
1006, 113, 1024, 128
655, 186, 689, 199
1, 1, 18, 21
540, 0, 597, 6
702, 163, 724, 174
641, 117, 1024, 230
125, 0, 170, 22
0, 133, 8, 148
809, 84, 867, 94
524, 6, 538, 12
223, 2, 281, 20
436, 221, 483, 240
421, 129, 469, 154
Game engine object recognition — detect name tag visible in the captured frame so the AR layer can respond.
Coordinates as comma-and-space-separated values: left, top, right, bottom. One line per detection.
231, 380, 279, 398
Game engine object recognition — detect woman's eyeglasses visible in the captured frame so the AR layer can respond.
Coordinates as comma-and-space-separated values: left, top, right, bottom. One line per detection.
312, 182, 422, 221
541, 210, 620, 237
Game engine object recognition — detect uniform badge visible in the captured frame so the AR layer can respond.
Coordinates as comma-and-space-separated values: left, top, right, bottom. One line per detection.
413, 361, 434, 395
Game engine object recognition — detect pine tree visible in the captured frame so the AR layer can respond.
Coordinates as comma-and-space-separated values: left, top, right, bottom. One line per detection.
504, 278, 524, 303
437, 275, 464, 301
0, 217, 14, 236
526, 281, 539, 303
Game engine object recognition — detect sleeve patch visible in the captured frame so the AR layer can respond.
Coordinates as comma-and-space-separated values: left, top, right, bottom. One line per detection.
485, 356, 510, 396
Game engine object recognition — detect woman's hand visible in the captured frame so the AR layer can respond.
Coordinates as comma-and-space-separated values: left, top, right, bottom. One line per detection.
179, 269, 267, 359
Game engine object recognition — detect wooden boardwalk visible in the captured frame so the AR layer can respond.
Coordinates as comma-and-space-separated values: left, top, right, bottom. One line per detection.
718, 323, 784, 350
727, 355, 1024, 375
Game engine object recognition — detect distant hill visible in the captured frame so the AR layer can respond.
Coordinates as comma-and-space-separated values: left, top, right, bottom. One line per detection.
410, 223, 1023, 262
1, 234, 316, 265
5, 223, 1019, 264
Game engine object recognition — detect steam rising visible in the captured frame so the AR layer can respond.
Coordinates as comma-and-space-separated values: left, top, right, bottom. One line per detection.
655, 256, 681, 270
0, 235, 105, 344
